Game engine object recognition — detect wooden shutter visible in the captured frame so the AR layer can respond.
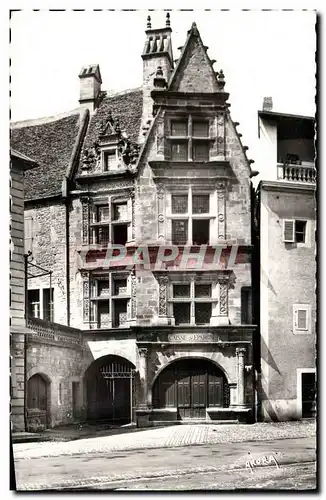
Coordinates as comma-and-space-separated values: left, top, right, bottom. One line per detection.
297, 309, 308, 330
283, 220, 295, 242
293, 305, 309, 332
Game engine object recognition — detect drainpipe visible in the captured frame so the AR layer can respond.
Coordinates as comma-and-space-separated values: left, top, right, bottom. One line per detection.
63, 178, 70, 326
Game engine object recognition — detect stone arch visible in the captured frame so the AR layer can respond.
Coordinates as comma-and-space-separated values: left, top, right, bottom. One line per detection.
152, 351, 233, 386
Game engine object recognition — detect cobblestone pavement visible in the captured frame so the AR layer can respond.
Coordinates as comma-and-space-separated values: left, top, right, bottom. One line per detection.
13, 421, 315, 460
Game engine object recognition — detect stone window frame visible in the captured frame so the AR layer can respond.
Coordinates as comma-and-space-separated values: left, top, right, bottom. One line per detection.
166, 185, 219, 245
89, 195, 132, 247
101, 145, 119, 172
293, 303, 312, 334
282, 218, 312, 248
167, 114, 213, 162
88, 271, 132, 329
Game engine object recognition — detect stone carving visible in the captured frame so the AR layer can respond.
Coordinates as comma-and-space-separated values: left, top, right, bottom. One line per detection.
236, 347, 247, 356
118, 137, 141, 168
158, 214, 164, 223
83, 277, 90, 323
82, 142, 100, 171
218, 214, 224, 222
81, 200, 90, 245
157, 275, 169, 316
138, 347, 148, 357
219, 281, 228, 315
131, 271, 137, 319
157, 184, 165, 200
217, 136, 224, 143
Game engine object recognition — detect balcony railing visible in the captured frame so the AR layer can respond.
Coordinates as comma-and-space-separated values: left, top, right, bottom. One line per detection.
277, 162, 316, 183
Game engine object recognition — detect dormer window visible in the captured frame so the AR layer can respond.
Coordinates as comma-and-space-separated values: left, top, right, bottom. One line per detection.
169, 117, 210, 162
103, 149, 117, 171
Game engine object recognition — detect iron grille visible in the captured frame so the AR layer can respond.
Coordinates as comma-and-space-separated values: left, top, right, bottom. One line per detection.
195, 284, 211, 298
173, 284, 191, 298
195, 303, 211, 325
171, 121, 187, 136
193, 121, 209, 137
172, 195, 188, 214
172, 220, 188, 245
97, 227, 110, 245
223, 382, 230, 407
193, 143, 209, 161
192, 194, 210, 214
173, 303, 191, 325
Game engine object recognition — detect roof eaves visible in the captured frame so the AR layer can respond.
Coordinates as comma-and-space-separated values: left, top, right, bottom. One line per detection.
10, 148, 38, 170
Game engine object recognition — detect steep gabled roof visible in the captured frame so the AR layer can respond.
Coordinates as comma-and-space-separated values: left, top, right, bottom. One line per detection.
168, 22, 219, 93
10, 109, 88, 201
76, 88, 143, 175
10, 149, 38, 170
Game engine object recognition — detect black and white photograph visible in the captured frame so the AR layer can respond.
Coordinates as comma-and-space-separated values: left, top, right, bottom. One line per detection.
9, 7, 317, 491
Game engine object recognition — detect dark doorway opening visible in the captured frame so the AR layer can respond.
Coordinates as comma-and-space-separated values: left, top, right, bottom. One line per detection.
301, 372, 316, 418
85, 355, 135, 424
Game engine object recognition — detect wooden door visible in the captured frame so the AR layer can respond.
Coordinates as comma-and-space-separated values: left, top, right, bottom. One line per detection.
301, 372, 316, 418
27, 374, 48, 426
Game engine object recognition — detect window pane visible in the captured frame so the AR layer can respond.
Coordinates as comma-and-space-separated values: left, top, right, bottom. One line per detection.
195, 284, 211, 298
193, 121, 209, 137
43, 288, 54, 321
112, 224, 128, 245
171, 143, 187, 161
113, 279, 127, 295
28, 290, 40, 318
98, 301, 110, 328
173, 303, 190, 325
98, 206, 110, 222
241, 287, 252, 325
195, 303, 211, 325
192, 219, 209, 245
295, 220, 306, 243
172, 220, 188, 245
298, 309, 307, 329
113, 299, 128, 327
193, 143, 209, 161
192, 194, 210, 214
172, 195, 188, 214
173, 284, 190, 298
171, 121, 187, 136
113, 202, 128, 221
97, 227, 110, 245
104, 150, 116, 171
98, 280, 110, 297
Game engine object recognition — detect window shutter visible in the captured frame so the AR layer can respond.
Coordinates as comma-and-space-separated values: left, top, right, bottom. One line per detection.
297, 309, 308, 330
283, 220, 295, 242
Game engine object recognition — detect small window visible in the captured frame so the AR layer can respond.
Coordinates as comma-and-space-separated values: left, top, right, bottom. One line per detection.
193, 121, 209, 137
192, 194, 210, 214
173, 284, 190, 298
113, 299, 128, 328
283, 220, 307, 243
28, 290, 40, 319
192, 219, 209, 245
172, 220, 188, 245
98, 301, 110, 328
173, 303, 190, 325
172, 195, 188, 214
193, 142, 209, 161
171, 121, 187, 136
293, 304, 311, 334
171, 143, 187, 161
43, 288, 54, 322
104, 150, 117, 171
295, 220, 307, 243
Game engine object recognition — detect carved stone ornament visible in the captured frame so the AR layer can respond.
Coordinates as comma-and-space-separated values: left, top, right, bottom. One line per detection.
158, 214, 164, 223
82, 142, 100, 170
157, 275, 169, 316
217, 136, 224, 143
218, 214, 225, 222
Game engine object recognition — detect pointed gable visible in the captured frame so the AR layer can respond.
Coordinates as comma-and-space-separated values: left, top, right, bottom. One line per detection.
168, 22, 219, 93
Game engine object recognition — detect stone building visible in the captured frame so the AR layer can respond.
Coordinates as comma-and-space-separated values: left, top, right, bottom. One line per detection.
11, 15, 260, 428
255, 99, 316, 421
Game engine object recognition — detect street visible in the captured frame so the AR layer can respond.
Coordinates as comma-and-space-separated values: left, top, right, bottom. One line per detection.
13, 423, 317, 491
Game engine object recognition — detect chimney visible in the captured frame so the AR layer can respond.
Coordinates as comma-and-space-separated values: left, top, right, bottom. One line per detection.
79, 64, 102, 113
262, 96, 273, 111
139, 13, 174, 142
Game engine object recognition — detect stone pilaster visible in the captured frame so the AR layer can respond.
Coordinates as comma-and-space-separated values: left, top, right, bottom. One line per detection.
157, 275, 169, 325
236, 347, 246, 407
138, 347, 149, 408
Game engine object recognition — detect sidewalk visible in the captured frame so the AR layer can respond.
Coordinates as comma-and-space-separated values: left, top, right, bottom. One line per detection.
13, 420, 316, 460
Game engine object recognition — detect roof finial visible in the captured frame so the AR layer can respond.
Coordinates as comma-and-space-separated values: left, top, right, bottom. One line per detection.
147, 15, 151, 29
166, 12, 171, 27
217, 69, 226, 91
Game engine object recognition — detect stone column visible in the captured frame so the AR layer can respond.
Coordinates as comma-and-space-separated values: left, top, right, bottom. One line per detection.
236, 347, 246, 407
157, 275, 169, 325
138, 347, 149, 408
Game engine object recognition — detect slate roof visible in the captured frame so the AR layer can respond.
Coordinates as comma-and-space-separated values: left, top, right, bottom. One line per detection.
10, 110, 87, 201
77, 88, 143, 174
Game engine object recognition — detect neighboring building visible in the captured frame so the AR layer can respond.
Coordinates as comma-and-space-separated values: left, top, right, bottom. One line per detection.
255, 99, 316, 421
10, 149, 37, 431
10, 16, 258, 427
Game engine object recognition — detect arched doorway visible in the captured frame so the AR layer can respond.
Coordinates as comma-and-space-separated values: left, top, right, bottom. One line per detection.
153, 358, 230, 420
27, 373, 50, 429
85, 355, 135, 424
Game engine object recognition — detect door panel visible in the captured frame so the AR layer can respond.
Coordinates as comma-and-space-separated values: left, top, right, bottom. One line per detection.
27, 374, 48, 427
